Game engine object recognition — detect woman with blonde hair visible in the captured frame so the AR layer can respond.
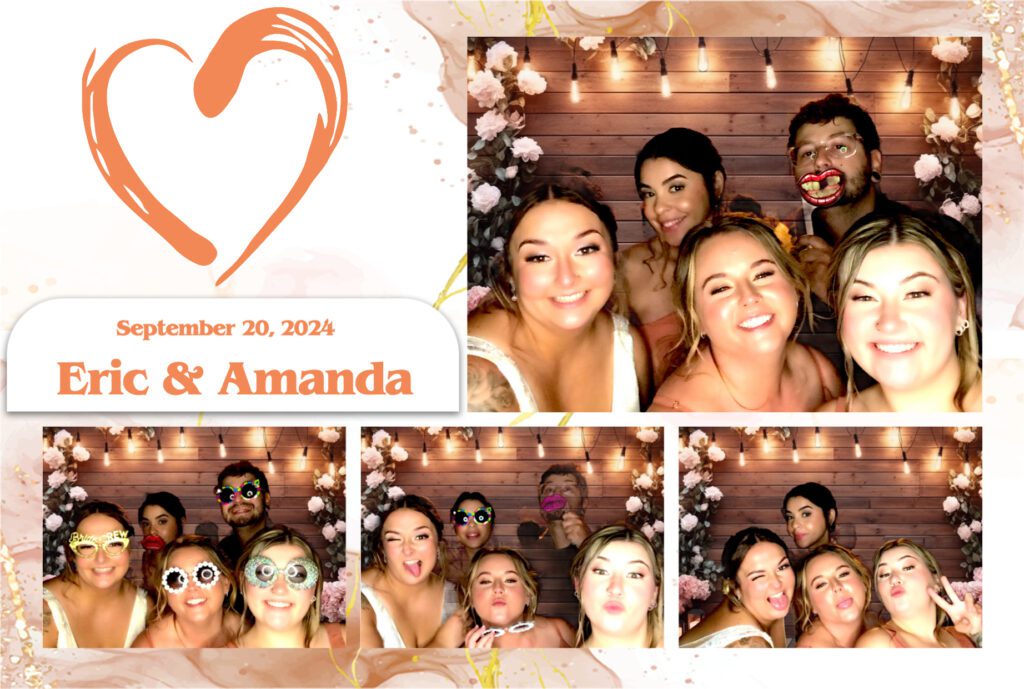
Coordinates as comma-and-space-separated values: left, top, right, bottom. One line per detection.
468, 183, 650, 412
361, 495, 460, 648
430, 547, 573, 648
795, 544, 871, 648
571, 525, 662, 648
857, 538, 980, 648
649, 214, 841, 411
231, 527, 344, 648
824, 214, 980, 411
132, 536, 240, 648
43, 501, 151, 648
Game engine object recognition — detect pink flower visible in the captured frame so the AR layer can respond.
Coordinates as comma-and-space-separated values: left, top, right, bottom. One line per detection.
969, 519, 982, 533
318, 428, 340, 444
940, 199, 963, 222
47, 471, 67, 489
956, 523, 973, 541
320, 579, 348, 623
942, 496, 960, 513
475, 109, 508, 141
636, 428, 659, 443
387, 486, 406, 500
931, 116, 961, 142
678, 575, 712, 610
485, 41, 518, 71
625, 496, 643, 513
678, 447, 700, 470
689, 430, 708, 447
471, 183, 501, 214
365, 470, 386, 489
45, 514, 64, 532
72, 446, 90, 463
69, 486, 88, 501
965, 102, 982, 119
707, 446, 725, 462
953, 474, 971, 490
635, 473, 653, 490
361, 447, 384, 470
371, 430, 391, 448
363, 513, 381, 531
705, 486, 724, 502
504, 165, 518, 180
641, 523, 656, 540
468, 71, 504, 108
467, 285, 492, 312
308, 496, 325, 514
317, 474, 336, 490
53, 430, 73, 447
913, 154, 943, 183
683, 470, 702, 490
954, 428, 976, 444
579, 36, 605, 51
680, 513, 699, 532
510, 136, 543, 162
932, 39, 969, 64
653, 520, 664, 533
517, 68, 547, 96
959, 194, 981, 216
321, 524, 338, 541
42, 447, 65, 470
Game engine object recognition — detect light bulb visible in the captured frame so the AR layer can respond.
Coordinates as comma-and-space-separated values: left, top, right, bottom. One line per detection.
764, 49, 777, 89
536, 433, 545, 458
586, 450, 593, 474
900, 69, 914, 109
497, 428, 505, 448
157, 439, 164, 464
570, 62, 580, 103
739, 441, 746, 467
523, 43, 531, 68
445, 428, 452, 453
949, 79, 960, 120
422, 441, 429, 466
660, 57, 671, 97
646, 462, 654, 476
127, 429, 135, 453
845, 77, 854, 96
697, 37, 709, 72
792, 439, 799, 464
475, 438, 482, 464
617, 446, 626, 470
935, 446, 944, 469
329, 459, 336, 476
219, 434, 226, 458
762, 429, 769, 451
75, 432, 81, 449
902, 450, 909, 474
103, 441, 110, 467
179, 426, 185, 447
610, 40, 622, 80
300, 446, 308, 470
854, 433, 862, 458
815, 427, 821, 448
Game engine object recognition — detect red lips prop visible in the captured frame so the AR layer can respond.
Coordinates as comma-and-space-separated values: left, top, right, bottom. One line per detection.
797, 168, 844, 207
142, 534, 167, 551
541, 494, 568, 521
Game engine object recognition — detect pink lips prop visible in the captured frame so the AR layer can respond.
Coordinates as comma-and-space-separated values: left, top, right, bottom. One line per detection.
541, 494, 567, 513
798, 168, 844, 207
142, 534, 166, 551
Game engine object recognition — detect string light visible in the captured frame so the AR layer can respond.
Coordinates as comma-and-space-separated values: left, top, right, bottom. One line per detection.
617, 445, 626, 471
762, 428, 769, 450
585, 449, 593, 474
497, 427, 505, 448
697, 37, 709, 72
792, 438, 800, 464
659, 39, 671, 97
900, 69, 915, 109
301, 445, 308, 470
610, 40, 622, 80
127, 428, 135, 453
218, 433, 226, 458
422, 440, 429, 466
763, 48, 777, 89
536, 433, 545, 458
570, 43, 581, 104
475, 437, 482, 463
646, 461, 654, 476
815, 427, 821, 448
709, 431, 719, 453
445, 428, 453, 453
329, 447, 336, 476
75, 431, 81, 449
949, 72, 961, 119
523, 39, 531, 69
467, 46, 477, 78
103, 441, 110, 467
157, 438, 164, 464
739, 441, 746, 467
902, 450, 910, 474
267, 450, 275, 474
854, 433, 862, 458
179, 426, 185, 448
393, 430, 402, 454
935, 445, 944, 469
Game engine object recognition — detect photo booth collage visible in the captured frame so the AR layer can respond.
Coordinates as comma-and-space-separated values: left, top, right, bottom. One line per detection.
16, 5, 1009, 688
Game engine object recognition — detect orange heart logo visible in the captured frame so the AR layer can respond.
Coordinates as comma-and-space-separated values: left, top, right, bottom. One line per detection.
82, 7, 346, 285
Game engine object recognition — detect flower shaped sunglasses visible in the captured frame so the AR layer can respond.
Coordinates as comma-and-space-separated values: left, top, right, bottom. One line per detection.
244, 555, 319, 590
162, 561, 221, 593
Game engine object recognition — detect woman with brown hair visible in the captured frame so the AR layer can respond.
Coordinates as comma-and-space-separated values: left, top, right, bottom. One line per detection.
794, 544, 872, 648
43, 501, 151, 647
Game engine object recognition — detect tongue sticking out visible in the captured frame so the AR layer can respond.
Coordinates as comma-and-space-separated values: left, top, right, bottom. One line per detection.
404, 561, 422, 578
798, 168, 845, 207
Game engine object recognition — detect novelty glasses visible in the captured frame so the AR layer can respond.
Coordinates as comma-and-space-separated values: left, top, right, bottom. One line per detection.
68, 530, 130, 558
244, 555, 319, 590
162, 561, 221, 593
451, 506, 494, 527
214, 479, 263, 505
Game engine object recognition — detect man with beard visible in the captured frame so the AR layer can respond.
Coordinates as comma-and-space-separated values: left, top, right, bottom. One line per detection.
786, 94, 980, 381
213, 460, 272, 570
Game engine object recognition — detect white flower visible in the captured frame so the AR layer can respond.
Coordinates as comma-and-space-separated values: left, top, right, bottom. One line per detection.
511, 136, 543, 163
939, 199, 963, 221
317, 473, 336, 490
932, 39, 969, 64
427, 426, 443, 436
504, 168, 519, 183
517, 68, 547, 95
974, 466, 983, 476
653, 520, 664, 533
680, 513, 699, 532
970, 519, 982, 533
959, 194, 981, 216
579, 36, 605, 51
371, 430, 391, 448
322, 524, 338, 541
44, 514, 64, 532
363, 513, 381, 531
954, 428, 976, 444
68, 486, 88, 502
468, 70, 504, 108
365, 470, 386, 489
942, 496, 960, 513
705, 486, 724, 502
683, 470, 702, 490
391, 445, 409, 462
53, 430, 73, 447
485, 41, 518, 71
692, 554, 704, 565
361, 447, 384, 470
388, 486, 406, 500
743, 426, 760, 435
636, 428, 659, 443
308, 496, 326, 514
471, 183, 501, 214
698, 503, 708, 512
953, 474, 971, 490
490, 237, 505, 252
318, 428, 340, 444
71, 446, 90, 462
475, 109, 508, 141
635, 473, 653, 490
688, 430, 708, 447
47, 471, 67, 489
707, 446, 726, 462
107, 425, 124, 436
641, 523, 656, 540
956, 523, 973, 541
965, 102, 982, 119
42, 447, 65, 470
678, 447, 700, 470
625, 496, 643, 513
931, 116, 961, 142
913, 154, 943, 183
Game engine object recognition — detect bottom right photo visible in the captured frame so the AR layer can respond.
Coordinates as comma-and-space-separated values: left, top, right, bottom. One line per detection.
678, 426, 982, 649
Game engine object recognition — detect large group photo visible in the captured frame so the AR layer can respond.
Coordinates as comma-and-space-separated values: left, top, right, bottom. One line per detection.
466, 36, 982, 414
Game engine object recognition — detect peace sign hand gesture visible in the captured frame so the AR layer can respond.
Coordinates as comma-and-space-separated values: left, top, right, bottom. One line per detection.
928, 575, 982, 640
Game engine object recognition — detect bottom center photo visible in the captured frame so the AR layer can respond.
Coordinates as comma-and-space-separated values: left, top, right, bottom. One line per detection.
359, 426, 665, 649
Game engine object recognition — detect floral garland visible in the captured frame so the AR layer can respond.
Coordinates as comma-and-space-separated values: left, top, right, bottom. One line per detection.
41, 429, 92, 576
941, 426, 982, 579
305, 426, 347, 622
914, 38, 982, 236
678, 429, 726, 611
467, 39, 547, 287
625, 427, 664, 550
359, 428, 413, 568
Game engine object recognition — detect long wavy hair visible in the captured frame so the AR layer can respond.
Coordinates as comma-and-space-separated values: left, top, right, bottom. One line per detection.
720, 527, 791, 612
795, 543, 871, 634
872, 538, 948, 634
368, 495, 448, 581
61, 501, 135, 586
460, 547, 539, 627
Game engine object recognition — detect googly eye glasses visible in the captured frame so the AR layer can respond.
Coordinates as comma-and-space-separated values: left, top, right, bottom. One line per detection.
68, 530, 130, 558
162, 561, 221, 593
244, 555, 319, 590
214, 479, 262, 505
481, 621, 535, 638
451, 506, 494, 527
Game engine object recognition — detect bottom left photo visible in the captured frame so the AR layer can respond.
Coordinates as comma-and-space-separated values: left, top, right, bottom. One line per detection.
40, 425, 348, 649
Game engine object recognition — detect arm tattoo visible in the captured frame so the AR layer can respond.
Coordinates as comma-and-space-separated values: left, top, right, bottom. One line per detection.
467, 365, 517, 412
728, 635, 772, 648
42, 602, 53, 635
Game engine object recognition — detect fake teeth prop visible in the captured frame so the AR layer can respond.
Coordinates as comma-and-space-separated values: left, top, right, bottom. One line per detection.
798, 169, 844, 206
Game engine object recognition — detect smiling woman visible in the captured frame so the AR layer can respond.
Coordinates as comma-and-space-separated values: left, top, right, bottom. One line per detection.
467, 183, 650, 412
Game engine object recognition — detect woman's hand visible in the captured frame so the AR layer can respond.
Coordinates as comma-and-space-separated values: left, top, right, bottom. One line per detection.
928, 575, 982, 639
464, 625, 496, 650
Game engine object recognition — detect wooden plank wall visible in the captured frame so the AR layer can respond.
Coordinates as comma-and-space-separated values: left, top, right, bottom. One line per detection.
43, 426, 343, 587
470, 37, 982, 252
370, 426, 664, 625
683, 425, 982, 636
